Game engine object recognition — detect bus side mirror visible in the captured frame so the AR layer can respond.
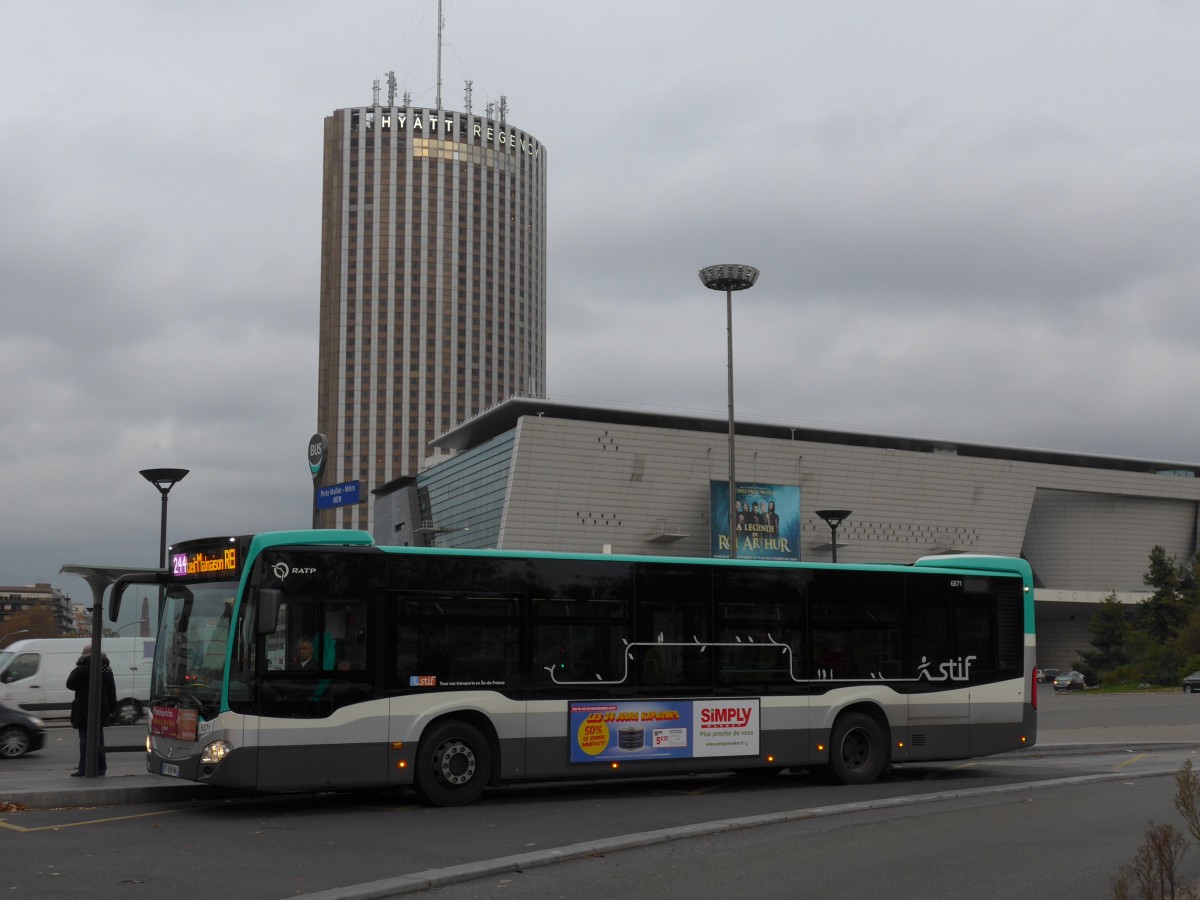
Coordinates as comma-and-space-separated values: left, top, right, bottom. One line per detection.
258, 589, 282, 635
109, 572, 164, 621
109, 583, 125, 622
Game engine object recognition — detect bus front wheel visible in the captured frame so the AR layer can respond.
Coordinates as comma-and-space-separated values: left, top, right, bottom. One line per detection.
826, 712, 887, 785
415, 720, 492, 806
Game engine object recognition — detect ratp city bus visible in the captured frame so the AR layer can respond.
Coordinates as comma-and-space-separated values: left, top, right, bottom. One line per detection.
110, 530, 1037, 806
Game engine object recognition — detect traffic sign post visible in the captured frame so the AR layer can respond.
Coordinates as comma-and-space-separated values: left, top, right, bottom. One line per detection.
308, 434, 328, 527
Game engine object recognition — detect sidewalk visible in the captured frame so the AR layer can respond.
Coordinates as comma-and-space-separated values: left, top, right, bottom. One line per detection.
0, 724, 231, 810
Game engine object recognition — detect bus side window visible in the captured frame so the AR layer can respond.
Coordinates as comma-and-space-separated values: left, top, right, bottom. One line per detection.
394, 593, 521, 689
528, 558, 634, 690
908, 573, 953, 677
811, 570, 903, 680
320, 599, 369, 670
634, 564, 713, 694
714, 567, 806, 690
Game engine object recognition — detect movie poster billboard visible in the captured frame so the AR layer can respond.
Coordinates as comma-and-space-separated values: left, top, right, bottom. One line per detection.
710, 481, 801, 560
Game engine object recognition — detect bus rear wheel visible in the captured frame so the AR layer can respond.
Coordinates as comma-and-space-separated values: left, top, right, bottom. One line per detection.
826, 712, 887, 785
415, 720, 492, 807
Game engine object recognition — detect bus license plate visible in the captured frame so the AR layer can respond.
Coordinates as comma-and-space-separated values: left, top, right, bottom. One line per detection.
160, 763, 181, 778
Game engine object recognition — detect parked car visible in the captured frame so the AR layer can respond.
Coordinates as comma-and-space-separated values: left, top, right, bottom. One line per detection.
1053, 671, 1086, 692
0, 700, 46, 758
1182, 672, 1200, 693
1039, 667, 1061, 683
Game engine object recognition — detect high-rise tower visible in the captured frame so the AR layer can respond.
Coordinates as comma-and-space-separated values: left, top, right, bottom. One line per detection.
316, 86, 547, 530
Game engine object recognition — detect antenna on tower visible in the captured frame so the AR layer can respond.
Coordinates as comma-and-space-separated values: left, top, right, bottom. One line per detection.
485, 102, 495, 120
435, 0, 444, 113
464, 80, 473, 115
386, 71, 397, 108
402, 91, 411, 108
372, 79, 381, 108
499, 95, 508, 126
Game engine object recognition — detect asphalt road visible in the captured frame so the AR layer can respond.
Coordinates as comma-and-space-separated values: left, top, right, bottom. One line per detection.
419, 773, 1192, 900
2, 690, 1199, 899
1037, 685, 1200, 741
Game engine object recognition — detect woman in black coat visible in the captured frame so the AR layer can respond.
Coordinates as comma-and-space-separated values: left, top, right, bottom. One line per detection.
66, 646, 117, 776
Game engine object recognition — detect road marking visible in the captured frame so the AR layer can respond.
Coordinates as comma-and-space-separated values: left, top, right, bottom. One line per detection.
674, 783, 729, 796
0, 805, 198, 833
1116, 753, 1149, 770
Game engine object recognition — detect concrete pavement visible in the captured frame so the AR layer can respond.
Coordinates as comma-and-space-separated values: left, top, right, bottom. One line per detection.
0, 722, 233, 809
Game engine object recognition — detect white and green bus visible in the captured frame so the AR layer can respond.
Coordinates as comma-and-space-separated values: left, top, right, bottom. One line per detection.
111, 530, 1037, 806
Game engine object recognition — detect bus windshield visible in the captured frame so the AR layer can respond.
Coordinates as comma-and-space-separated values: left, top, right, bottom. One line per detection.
151, 582, 237, 719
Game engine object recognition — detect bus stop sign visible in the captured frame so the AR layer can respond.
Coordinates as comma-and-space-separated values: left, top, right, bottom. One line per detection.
308, 433, 328, 478
316, 480, 361, 510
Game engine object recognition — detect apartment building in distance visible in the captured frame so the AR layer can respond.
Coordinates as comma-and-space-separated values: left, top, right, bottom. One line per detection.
0, 583, 75, 638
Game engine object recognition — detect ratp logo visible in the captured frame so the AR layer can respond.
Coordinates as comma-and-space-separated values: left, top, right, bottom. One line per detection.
272, 563, 318, 580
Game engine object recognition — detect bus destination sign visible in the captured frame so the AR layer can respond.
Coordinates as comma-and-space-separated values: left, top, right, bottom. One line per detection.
171, 545, 240, 580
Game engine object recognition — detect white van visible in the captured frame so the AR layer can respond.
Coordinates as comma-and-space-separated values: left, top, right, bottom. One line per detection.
0, 637, 156, 725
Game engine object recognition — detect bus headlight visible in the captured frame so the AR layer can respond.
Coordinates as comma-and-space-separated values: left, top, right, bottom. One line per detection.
200, 740, 234, 764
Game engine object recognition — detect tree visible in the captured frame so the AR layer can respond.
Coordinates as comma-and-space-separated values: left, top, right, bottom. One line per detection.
1137, 547, 1196, 645
1146, 545, 1183, 595
1079, 593, 1131, 682
1174, 607, 1200, 669
0, 605, 61, 646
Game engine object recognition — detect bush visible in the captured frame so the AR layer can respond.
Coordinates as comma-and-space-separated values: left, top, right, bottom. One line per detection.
1112, 822, 1195, 899
1109, 760, 1200, 897
1104, 663, 1150, 687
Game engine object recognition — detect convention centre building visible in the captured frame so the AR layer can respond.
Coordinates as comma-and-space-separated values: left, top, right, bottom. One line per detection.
373, 398, 1200, 672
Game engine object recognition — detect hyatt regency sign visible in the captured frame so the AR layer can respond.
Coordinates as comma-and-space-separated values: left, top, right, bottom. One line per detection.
369, 112, 542, 157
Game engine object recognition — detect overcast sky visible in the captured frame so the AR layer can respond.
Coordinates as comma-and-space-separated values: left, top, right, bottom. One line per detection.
3, 1, 1199, 598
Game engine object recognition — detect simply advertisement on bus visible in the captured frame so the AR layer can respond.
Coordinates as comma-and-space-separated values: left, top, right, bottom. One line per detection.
568, 699, 761, 764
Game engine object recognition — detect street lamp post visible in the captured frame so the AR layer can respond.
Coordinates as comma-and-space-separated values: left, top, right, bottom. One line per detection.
699, 264, 760, 559
140, 467, 189, 579
140, 468, 188, 636
816, 509, 853, 564
0, 628, 29, 646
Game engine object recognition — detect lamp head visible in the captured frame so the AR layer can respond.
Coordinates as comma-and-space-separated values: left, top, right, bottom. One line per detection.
699, 264, 760, 292
816, 509, 853, 529
140, 468, 190, 493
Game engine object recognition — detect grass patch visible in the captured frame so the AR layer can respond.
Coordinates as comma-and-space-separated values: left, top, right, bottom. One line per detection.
1091, 682, 1179, 694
